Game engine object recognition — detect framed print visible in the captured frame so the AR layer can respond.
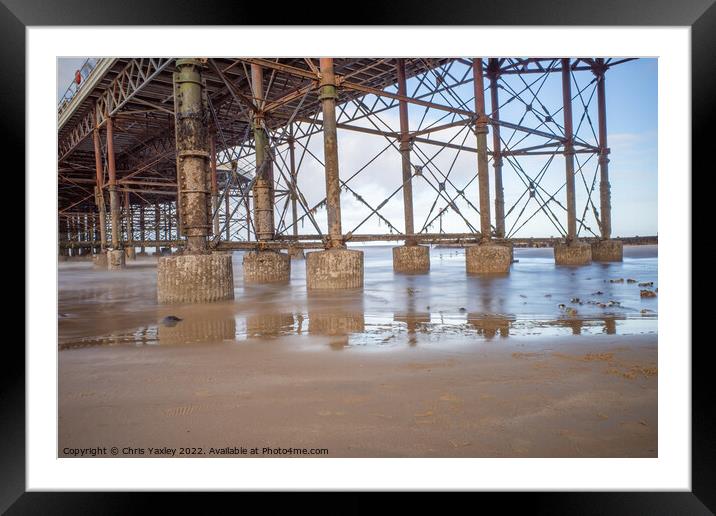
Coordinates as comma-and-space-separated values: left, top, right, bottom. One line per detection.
8, 0, 709, 511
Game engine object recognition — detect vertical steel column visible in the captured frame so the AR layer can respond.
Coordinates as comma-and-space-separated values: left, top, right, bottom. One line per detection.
225, 191, 231, 241
488, 58, 506, 239
250, 64, 275, 241
139, 205, 145, 253
209, 134, 221, 238
91, 213, 98, 252
57, 214, 69, 256
82, 213, 88, 254
288, 124, 299, 239
154, 202, 160, 254
319, 58, 344, 249
163, 204, 169, 241
68, 217, 75, 256
174, 59, 210, 253
92, 128, 108, 252
245, 196, 251, 241
473, 58, 492, 242
561, 58, 578, 241
75, 214, 82, 255
594, 58, 612, 240
124, 190, 134, 250
168, 202, 173, 240
106, 118, 120, 249
396, 59, 416, 245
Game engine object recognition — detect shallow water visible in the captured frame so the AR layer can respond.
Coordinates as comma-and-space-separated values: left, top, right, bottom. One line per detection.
58, 245, 657, 350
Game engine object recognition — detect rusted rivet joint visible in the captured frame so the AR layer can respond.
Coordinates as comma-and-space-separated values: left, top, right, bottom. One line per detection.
475, 114, 490, 135
591, 62, 608, 77
318, 83, 338, 102
563, 138, 575, 156
493, 150, 503, 167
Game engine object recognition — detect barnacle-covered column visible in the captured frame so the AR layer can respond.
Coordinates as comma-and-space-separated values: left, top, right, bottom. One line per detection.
157, 58, 234, 303
242, 63, 291, 283
306, 58, 364, 289
466, 58, 511, 274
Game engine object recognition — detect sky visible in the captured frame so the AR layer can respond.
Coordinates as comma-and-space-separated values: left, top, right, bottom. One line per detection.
58, 58, 657, 238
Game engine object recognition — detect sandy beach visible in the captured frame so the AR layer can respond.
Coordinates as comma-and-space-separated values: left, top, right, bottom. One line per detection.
58, 245, 657, 458
59, 333, 656, 458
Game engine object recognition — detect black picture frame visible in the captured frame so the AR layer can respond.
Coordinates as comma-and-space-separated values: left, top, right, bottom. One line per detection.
8, 0, 706, 511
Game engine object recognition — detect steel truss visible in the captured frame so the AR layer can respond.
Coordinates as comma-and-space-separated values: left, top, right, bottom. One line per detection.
57, 57, 636, 253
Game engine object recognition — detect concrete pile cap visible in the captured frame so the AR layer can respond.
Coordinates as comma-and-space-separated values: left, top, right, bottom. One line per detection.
392, 245, 430, 273
306, 248, 364, 290
466, 243, 511, 274
157, 253, 234, 304
242, 250, 291, 284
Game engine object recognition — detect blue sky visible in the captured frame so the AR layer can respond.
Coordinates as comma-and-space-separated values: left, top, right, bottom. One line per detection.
58, 58, 657, 238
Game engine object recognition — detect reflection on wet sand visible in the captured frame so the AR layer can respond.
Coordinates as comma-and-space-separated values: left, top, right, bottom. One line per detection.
467, 314, 514, 339
58, 246, 657, 350
543, 315, 623, 336
59, 313, 631, 350
157, 317, 236, 346
306, 291, 365, 350
394, 313, 431, 345
246, 312, 297, 338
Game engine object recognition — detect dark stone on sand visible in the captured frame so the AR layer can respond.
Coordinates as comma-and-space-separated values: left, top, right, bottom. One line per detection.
161, 315, 183, 327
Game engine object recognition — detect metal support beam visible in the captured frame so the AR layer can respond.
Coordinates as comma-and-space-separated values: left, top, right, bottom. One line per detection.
174, 58, 211, 253
488, 58, 506, 239
319, 58, 345, 249
209, 134, 221, 238
397, 58, 416, 246
594, 58, 612, 240
251, 63, 276, 241
139, 205, 145, 253
561, 58, 578, 241
154, 202, 160, 254
124, 190, 133, 250
288, 125, 299, 238
473, 58, 492, 242
92, 128, 108, 251
225, 192, 231, 241
106, 117, 121, 249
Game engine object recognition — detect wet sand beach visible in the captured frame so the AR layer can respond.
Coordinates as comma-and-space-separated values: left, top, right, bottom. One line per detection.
58, 245, 657, 457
